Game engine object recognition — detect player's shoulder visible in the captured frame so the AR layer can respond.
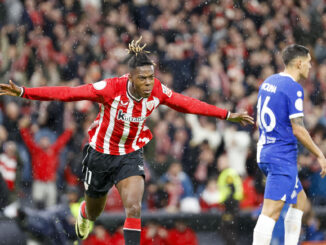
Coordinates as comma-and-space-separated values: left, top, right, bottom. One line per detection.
278, 74, 303, 95
152, 77, 173, 98
106, 75, 128, 85
91, 76, 128, 97
262, 73, 302, 92
264, 73, 288, 85
153, 77, 162, 87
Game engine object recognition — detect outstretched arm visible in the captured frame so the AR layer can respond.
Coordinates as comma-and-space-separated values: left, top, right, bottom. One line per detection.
163, 92, 254, 126
291, 117, 326, 178
19, 117, 41, 153
52, 129, 73, 153
0, 80, 103, 103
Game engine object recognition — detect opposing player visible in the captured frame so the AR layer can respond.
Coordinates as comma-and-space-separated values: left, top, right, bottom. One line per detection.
253, 44, 326, 245
0, 37, 253, 245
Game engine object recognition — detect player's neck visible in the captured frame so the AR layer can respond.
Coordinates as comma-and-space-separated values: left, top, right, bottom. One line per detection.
283, 68, 300, 82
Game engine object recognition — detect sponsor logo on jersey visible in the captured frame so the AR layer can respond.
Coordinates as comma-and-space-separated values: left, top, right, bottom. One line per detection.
120, 100, 129, 106
162, 84, 172, 97
117, 110, 146, 122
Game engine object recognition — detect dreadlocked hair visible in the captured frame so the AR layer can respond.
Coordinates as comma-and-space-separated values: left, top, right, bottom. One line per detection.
126, 36, 154, 69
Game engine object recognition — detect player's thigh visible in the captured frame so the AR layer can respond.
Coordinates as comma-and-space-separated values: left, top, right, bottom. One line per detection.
262, 173, 296, 220
115, 149, 145, 206
81, 145, 117, 217
261, 198, 285, 220
116, 175, 145, 207
81, 144, 116, 199
291, 189, 307, 211
84, 192, 108, 217
264, 172, 300, 203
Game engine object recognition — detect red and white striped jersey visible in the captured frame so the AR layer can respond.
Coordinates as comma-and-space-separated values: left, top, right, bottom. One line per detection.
0, 153, 17, 190
22, 76, 228, 155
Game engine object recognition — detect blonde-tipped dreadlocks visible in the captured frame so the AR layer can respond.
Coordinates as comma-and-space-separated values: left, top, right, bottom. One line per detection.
126, 36, 154, 69
126, 36, 150, 56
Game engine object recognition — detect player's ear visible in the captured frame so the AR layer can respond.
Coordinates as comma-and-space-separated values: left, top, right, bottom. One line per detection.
296, 58, 302, 69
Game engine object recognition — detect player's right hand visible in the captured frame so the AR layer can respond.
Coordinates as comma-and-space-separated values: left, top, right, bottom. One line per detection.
0, 80, 22, 97
227, 111, 254, 126
317, 156, 326, 178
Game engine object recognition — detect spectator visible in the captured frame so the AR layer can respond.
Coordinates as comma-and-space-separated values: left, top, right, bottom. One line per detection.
0, 125, 9, 149
1, 102, 31, 184
0, 141, 18, 192
240, 173, 263, 211
199, 178, 220, 212
9, 186, 82, 245
185, 114, 222, 151
141, 221, 169, 245
110, 226, 125, 245
302, 201, 326, 242
216, 153, 243, 205
160, 162, 194, 212
167, 220, 198, 245
0, 172, 10, 211
223, 125, 251, 176
83, 223, 111, 245
193, 141, 217, 192
2, 102, 21, 143
145, 181, 169, 211
19, 117, 74, 208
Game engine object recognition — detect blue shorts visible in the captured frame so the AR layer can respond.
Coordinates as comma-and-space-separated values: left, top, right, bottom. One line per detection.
258, 163, 303, 204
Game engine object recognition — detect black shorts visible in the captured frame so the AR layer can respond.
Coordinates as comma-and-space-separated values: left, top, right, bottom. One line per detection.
81, 144, 145, 198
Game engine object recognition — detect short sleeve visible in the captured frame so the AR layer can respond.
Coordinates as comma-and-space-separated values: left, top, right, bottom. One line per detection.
286, 83, 304, 119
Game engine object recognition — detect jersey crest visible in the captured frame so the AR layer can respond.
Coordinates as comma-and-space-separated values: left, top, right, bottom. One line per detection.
146, 100, 155, 111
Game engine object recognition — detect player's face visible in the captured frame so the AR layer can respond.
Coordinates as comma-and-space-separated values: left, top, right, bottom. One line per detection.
129, 65, 155, 98
299, 53, 311, 79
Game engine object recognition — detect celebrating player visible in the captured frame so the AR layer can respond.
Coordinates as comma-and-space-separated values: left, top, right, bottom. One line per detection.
253, 44, 326, 245
0, 37, 254, 245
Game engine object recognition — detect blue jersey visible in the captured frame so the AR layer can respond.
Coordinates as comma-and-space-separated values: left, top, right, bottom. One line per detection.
257, 73, 304, 174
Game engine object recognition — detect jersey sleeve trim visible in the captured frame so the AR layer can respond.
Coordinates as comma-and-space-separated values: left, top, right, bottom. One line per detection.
19, 87, 24, 97
289, 113, 304, 119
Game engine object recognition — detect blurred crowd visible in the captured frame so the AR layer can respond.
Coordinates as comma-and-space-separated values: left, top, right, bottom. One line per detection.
0, 0, 326, 244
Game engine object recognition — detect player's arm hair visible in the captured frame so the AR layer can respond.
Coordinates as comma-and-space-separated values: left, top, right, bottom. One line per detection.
291, 117, 324, 158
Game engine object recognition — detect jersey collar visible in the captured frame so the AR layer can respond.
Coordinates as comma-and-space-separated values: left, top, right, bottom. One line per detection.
127, 80, 143, 102
279, 72, 296, 82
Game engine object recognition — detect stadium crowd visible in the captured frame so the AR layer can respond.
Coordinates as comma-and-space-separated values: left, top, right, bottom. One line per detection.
0, 0, 326, 244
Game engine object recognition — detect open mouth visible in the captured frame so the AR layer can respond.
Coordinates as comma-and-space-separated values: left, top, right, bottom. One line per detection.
143, 89, 152, 94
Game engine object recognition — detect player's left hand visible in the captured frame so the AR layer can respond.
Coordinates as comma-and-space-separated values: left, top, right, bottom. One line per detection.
317, 156, 326, 178
227, 112, 254, 126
